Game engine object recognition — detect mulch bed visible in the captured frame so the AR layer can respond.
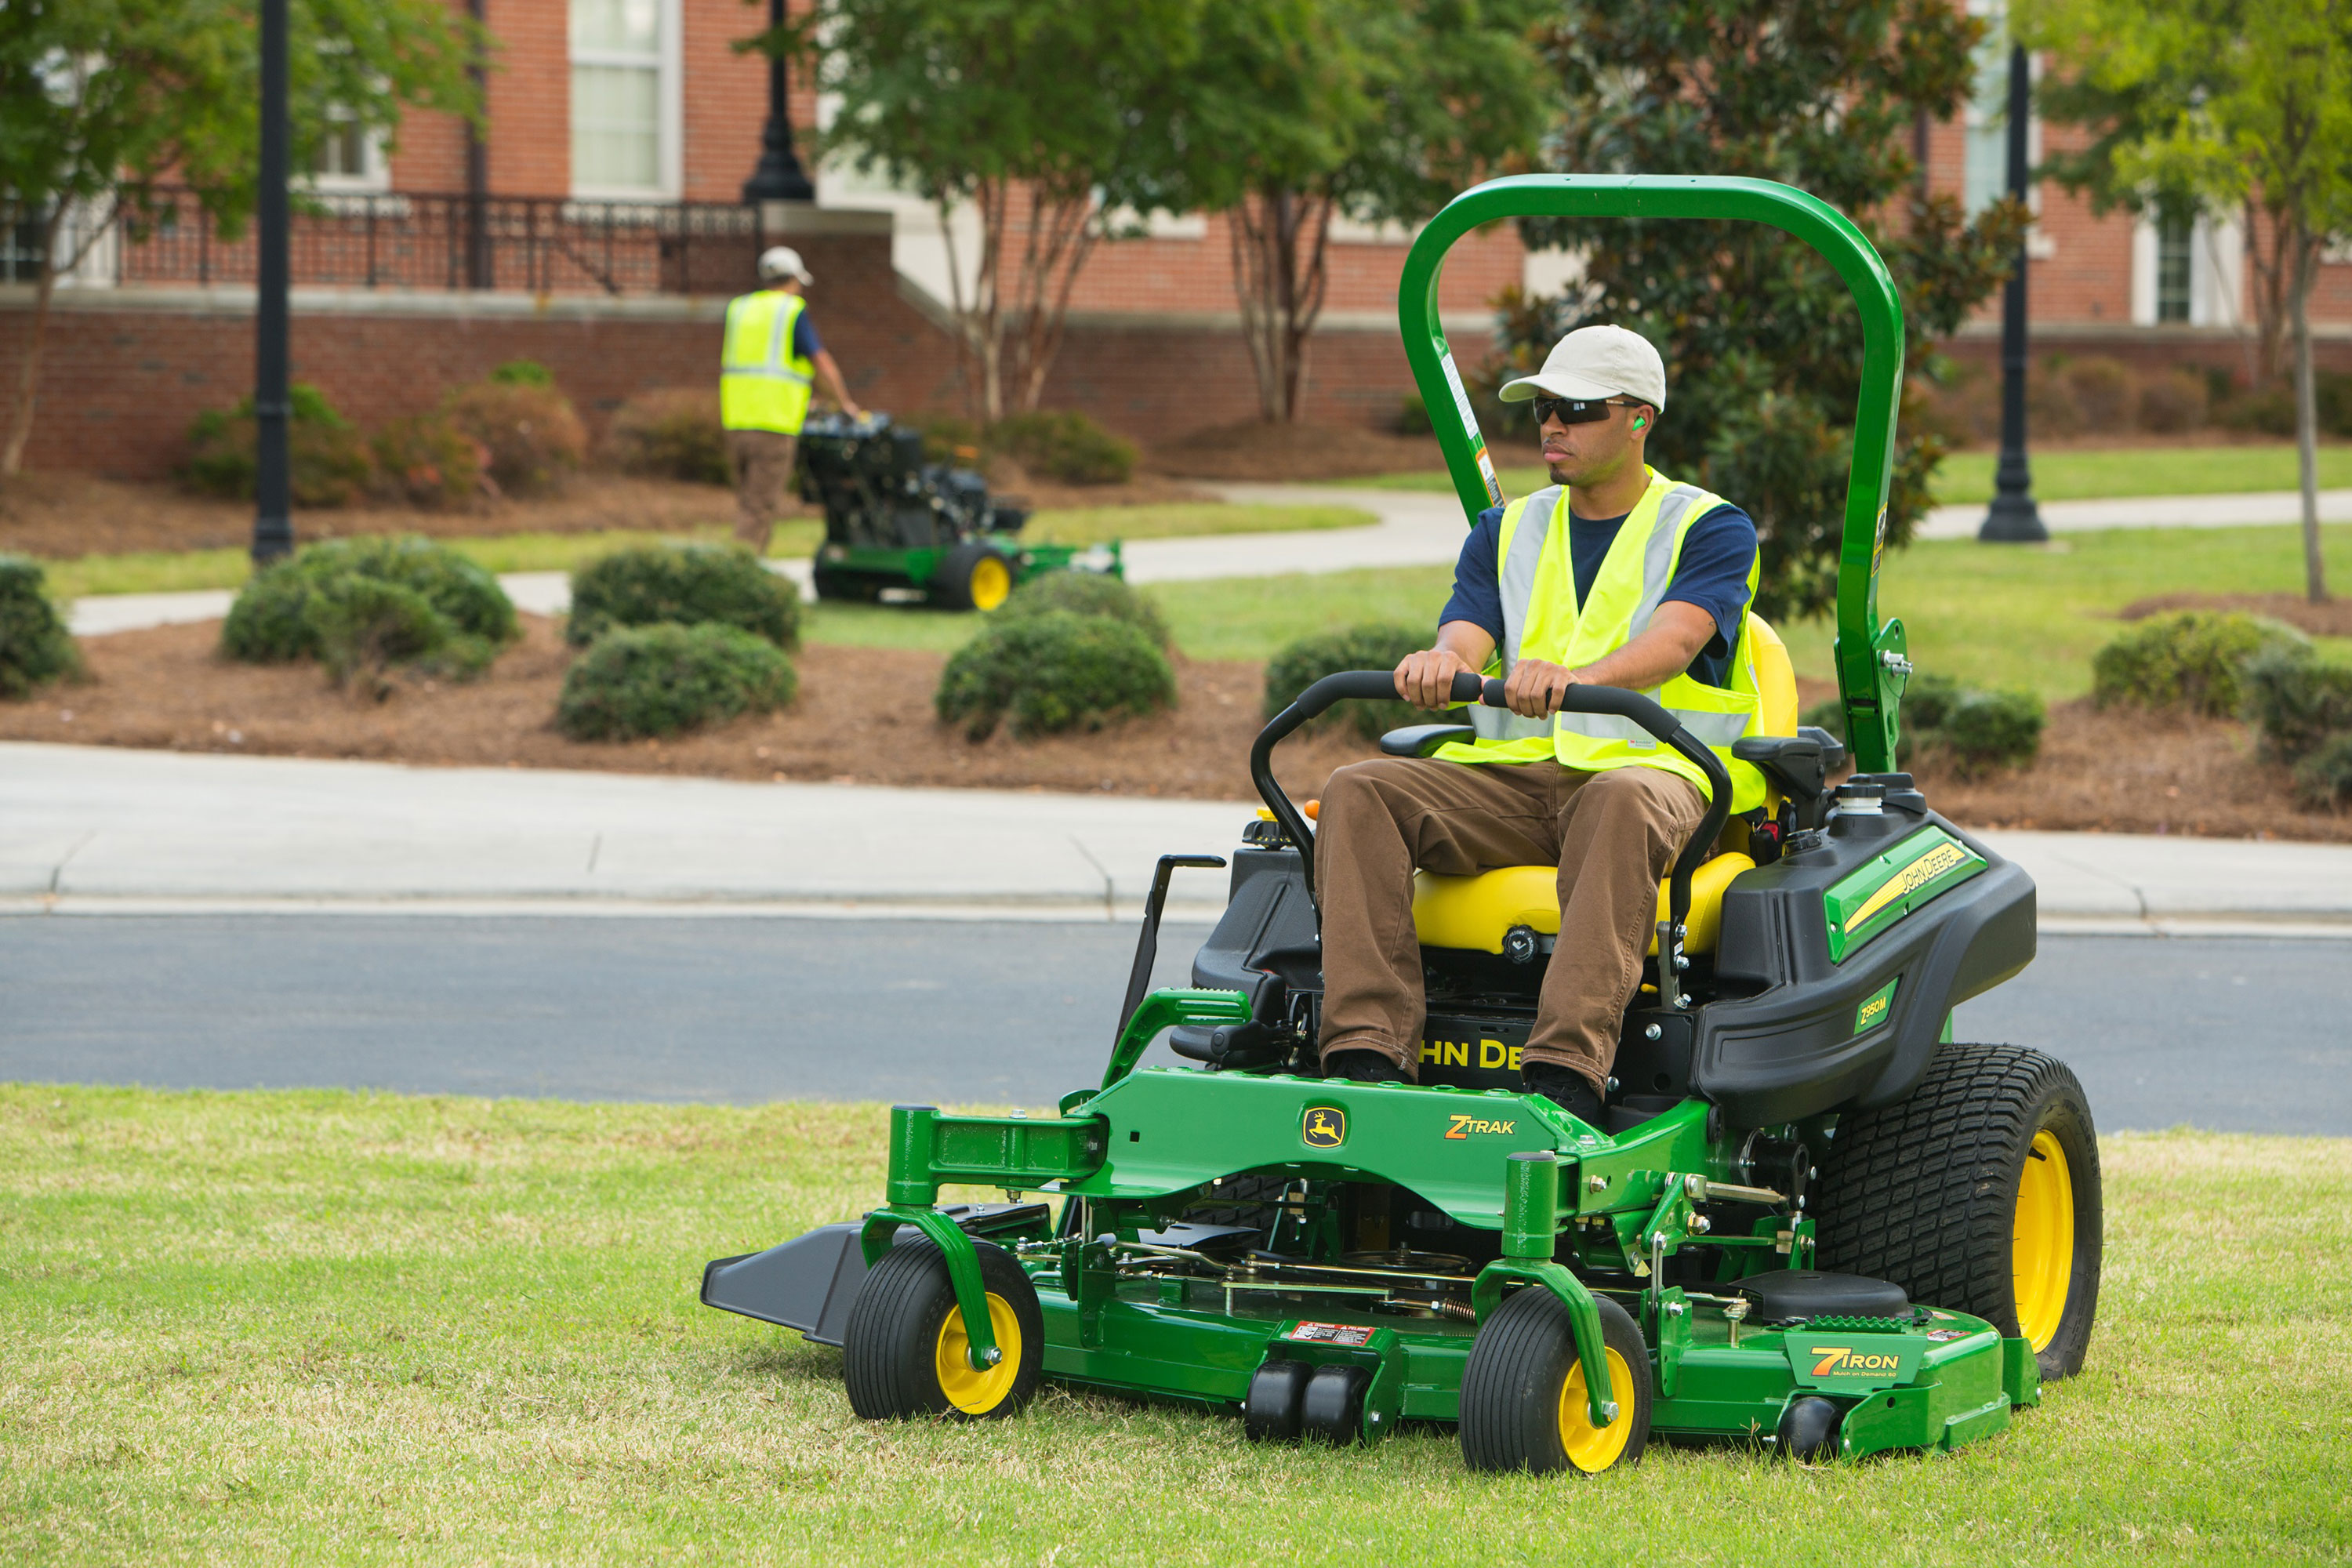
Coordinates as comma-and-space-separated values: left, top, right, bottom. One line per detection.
6, 619, 2346, 841
1149, 421, 1447, 483
2118, 591, 2352, 640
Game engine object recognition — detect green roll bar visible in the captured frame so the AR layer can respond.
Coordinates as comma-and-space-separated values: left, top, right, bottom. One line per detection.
1396, 174, 1911, 771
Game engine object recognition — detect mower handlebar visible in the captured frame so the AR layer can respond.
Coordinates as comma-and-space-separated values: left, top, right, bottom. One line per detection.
1250, 670, 1735, 918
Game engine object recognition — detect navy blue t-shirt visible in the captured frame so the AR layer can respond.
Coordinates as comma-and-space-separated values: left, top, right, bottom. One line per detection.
1439, 498, 1757, 688
793, 310, 823, 361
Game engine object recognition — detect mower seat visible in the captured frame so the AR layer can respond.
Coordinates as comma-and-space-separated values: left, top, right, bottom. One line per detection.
1407, 615, 1802, 959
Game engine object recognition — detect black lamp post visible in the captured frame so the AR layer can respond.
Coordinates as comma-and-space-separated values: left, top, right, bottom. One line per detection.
742, 0, 815, 203
1980, 41, 2047, 543
251, 0, 292, 565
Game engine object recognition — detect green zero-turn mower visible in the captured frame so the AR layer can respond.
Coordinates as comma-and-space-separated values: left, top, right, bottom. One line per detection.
702, 176, 2101, 1472
797, 412, 1123, 610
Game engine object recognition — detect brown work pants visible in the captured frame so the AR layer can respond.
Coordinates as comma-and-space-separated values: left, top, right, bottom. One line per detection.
1315, 758, 1707, 1097
727, 428, 799, 553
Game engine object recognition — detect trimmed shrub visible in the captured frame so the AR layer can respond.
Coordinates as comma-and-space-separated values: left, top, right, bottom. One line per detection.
1934, 687, 2045, 777
605, 387, 728, 485
1264, 621, 1431, 742
935, 609, 1176, 740
2092, 611, 2308, 717
566, 543, 799, 650
2241, 647, 2352, 764
2026, 361, 2084, 438
2216, 384, 2296, 436
442, 379, 586, 497
1802, 677, 2042, 776
904, 411, 985, 466
2318, 370, 2352, 439
489, 358, 554, 387
2062, 356, 2136, 433
1393, 392, 1435, 437
221, 535, 517, 666
0, 555, 82, 699
2136, 368, 2210, 434
182, 383, 374, 507
372, 412, 490, 510
996, 571, 1169, 648
2292, 732, 2352, 811
304, 574, 494, 696
988, 410, 1136, 486
557, 622, 797, 742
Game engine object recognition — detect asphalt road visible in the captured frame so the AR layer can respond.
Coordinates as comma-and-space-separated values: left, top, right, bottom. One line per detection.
2, 916, 2343, 1135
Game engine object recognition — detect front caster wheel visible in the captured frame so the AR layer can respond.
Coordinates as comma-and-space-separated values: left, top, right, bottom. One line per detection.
1460, 1290, 1651, 1475
842, 1238, 1043, 1420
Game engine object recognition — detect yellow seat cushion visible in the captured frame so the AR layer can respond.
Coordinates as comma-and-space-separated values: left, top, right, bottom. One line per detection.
1412, 852, 1756, 957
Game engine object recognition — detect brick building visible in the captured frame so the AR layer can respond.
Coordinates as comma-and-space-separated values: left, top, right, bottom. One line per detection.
3, 0, 2343, 482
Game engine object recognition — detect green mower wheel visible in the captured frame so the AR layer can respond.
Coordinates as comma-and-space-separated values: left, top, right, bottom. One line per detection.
1459, 1290, 1651, 1475
1813, 1041, 2103, 1380
842, 1238, 1044, 1420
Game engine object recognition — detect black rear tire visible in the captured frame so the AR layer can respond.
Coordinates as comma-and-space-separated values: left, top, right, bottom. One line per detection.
841, 1239, 1043, 1420
932, 542, 1014, 612
1460, 1290, 1650, 1475
812, 567, 873, 602
1814, 1042, 2102, 1380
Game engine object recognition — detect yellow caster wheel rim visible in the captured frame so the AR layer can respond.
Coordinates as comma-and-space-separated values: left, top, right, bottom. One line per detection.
1558, 1347, 1636, 1472
970, 557, 1013, 611
934, 1292, 1022, 1414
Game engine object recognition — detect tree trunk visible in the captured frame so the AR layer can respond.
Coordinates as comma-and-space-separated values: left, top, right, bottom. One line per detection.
1, 207, 61, 477
1226, 187, 1334, 424
2291, 234, 2328, 604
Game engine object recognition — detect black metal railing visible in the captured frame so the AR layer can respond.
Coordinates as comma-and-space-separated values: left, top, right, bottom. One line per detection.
114, 189, 765, 296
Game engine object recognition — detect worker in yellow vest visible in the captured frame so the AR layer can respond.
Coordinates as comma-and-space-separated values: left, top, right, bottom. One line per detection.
1316, 325, 1765, 1127
720, 245, 864, 553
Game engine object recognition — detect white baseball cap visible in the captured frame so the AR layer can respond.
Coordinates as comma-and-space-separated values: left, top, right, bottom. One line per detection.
1498, 324, 1668, 412
757, 245, 814, 285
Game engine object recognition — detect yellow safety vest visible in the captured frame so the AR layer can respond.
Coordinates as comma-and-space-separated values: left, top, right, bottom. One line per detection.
1435, 467, 1769, 812
720, 290, 815, 434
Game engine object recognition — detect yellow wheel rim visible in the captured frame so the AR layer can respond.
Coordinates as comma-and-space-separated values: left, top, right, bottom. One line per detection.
969, 557, 1013, 611
933, 1292, 1022, 1414
1556, 1347, 1636, 1472
2012, 1128, 2074, 1352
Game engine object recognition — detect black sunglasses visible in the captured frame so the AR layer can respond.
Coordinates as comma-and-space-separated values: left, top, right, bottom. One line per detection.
1530, 395, 1639, 426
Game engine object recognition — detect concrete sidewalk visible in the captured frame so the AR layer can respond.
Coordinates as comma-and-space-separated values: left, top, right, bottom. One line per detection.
5, 740, 2349, 932
60, 482, 2350, 638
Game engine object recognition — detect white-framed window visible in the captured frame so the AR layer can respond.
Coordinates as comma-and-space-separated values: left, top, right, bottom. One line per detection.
571, 0, 681, 199
2131, 209, 2243, 326
1962, 0, 2041, 219
305, 105, 390, 193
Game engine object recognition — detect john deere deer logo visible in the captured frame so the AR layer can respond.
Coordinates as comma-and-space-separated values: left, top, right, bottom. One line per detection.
1301, 1106, 1346, 1148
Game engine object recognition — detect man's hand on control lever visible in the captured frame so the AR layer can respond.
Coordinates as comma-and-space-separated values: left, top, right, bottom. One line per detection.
1393, 647, 1477, 710
1502, 657, 1577, 720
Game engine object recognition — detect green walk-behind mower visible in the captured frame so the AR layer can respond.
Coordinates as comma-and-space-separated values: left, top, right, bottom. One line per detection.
797, 411, 1123, 610
702, 176, 2100, 1472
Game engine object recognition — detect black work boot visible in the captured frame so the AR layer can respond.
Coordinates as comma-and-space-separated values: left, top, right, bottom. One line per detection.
1323, 1049, 1406, 1084
1522, 1062, 1606, 1127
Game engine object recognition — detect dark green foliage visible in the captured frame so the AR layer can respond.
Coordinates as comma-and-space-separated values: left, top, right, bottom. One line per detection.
182, 382, 375, 507
1515, 0, 2024, 621
2291, 733, 2352, 811
372, 412, 488, 509
903, 411, 985, 465
1803, 674, 2042, 777
303, 574, 493, 696
220, 535, 517, 666
2092, 611, 2307, 717
996, 572, 1169, 648
0, 555, 82, 699
605, 388, 728, 485
2215, 385, 2296, 437
566, 544, 800, 650
2240, 647, 2352, 765
489, 358, 554, 387
935, 610, 1176, 740
556, 622, 797, 742
987, 411, 1136, 486
1263, 621, 1430, 741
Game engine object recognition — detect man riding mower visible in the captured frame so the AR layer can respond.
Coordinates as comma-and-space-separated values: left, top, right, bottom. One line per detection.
701, 175, 2102, 1475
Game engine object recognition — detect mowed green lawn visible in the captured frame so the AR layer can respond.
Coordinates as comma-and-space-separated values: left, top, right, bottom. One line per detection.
1361, 441, 2352, 506
2, 1085, 2344, 1564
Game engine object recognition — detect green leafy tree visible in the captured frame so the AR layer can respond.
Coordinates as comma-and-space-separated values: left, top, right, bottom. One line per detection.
1144, 0, 1546, 423
2023, 0, 2351, 603
0, 0, 477, 477
767, 0, 1204, 421
1511, 0, 2026, 622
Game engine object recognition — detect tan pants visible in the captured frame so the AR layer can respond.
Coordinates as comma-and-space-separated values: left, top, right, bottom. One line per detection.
727, 428, 799, 553
1315, 758, 1707, 1097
